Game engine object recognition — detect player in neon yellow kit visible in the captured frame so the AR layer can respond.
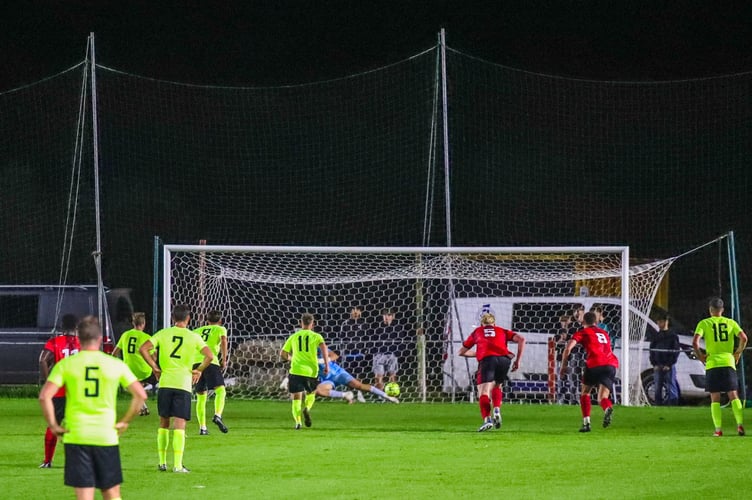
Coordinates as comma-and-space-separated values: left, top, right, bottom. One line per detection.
112, 312, 154, 416
281, 313, 329, 429
39, 316, 147, 500
140, 304, 213, 472
193, 309, 229, 435
693, 297, 748, 437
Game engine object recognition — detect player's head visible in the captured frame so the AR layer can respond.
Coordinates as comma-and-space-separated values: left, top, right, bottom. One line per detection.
656, 312, 669, 328
172, 304, 191, 323
582, 311, 596, 326
77, 315, 102, 346
381, 307, 395, 317
131, 312, 146, 328
60, 313, 78, 333
207, 309, 222, 323
300, 312, 315, 328
708, 297, 724, 314
591, 305, 605, 319
573, 303, 585, 318
480, 313, 495, 325
559, 314, 571, 326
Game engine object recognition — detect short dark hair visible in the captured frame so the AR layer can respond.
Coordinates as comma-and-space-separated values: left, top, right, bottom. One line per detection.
709, 297, 724, 310
381, 307, 396, 315
207, 309, 222, 323
656, 312, 669, 322
583, 311, 596, 325
61, 313, 78, 332
77, 316, 102, 343
172, 304, 191, 322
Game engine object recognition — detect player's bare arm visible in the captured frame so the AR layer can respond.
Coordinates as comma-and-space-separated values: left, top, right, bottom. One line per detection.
139, 340, 161, 378
691, 334, 707, 364
38, 381, 67, 437
457, 346, 475, 357
193, 345, 214, 383
559, 339, 577, 377
38, 350, 54, 380
734, 330, 748, 363
512, 334, 526, 371
116, 380, 149, 435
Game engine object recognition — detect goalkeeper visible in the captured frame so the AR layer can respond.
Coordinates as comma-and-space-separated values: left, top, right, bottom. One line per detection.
281, 349, 399, 403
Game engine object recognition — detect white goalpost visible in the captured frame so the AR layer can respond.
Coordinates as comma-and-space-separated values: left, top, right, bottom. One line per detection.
162, 244, 675, 405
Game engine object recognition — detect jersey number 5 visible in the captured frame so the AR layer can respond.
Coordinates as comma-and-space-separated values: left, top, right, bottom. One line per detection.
85, 366, 100, 397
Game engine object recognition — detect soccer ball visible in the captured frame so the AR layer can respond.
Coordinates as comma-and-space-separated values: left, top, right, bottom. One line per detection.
384, 382, 400, 397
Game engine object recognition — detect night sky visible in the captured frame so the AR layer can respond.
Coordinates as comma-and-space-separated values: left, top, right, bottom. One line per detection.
3, 2, 752, 89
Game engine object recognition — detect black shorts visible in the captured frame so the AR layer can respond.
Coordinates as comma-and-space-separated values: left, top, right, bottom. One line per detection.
705, 366, 739, 393
476, 356, 512, 385
141, 373, 158, 387
194, 363, 225, 392
53, 396, 66, 424
64, 443, 122, 490
583, 365, 617, 390
288, 374, 318, 394
157, 388, 192, 420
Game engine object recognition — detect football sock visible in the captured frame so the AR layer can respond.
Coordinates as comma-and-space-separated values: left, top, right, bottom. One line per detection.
479, 395, 491, 419
305, 392, 316, 410
369, 386, 388, 399
731, 398, 743, 425
599, 398, 613, 411
44, 428, 57, 463
157, 428, 170, 466
491, 386, 502, 407
580, 394, 592, 418
329, 390, 345, 399
172, 429, 186, 469
214, 386, 226, 417
196, 393, 207, 428
292, 399, 302, 424
710, 402, 722, 429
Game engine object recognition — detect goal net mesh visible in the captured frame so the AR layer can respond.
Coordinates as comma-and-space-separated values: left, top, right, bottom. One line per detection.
166, 246, 671, 405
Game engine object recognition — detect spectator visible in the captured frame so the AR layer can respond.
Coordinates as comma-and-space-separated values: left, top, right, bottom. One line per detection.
649, 313, 680, 405
554, 314, 577, 404
338, 305, 368, 381
371, 307, 405, 391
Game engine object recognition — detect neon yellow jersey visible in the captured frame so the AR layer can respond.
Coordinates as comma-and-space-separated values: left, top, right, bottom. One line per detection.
47, 350, 137, 446
150, 326, 208, 392
694, 316, 743, 369
193, 324, 227, 366
282, 329, 325, 378
115, 328, 154, 380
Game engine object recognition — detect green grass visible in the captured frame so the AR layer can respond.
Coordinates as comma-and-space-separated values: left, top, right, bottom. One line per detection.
4, 398, 751, 499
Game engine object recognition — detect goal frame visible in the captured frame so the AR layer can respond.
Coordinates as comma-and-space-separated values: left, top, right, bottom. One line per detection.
162, 244, 631, 404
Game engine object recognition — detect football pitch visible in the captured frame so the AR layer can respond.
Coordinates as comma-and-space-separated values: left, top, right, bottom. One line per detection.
5, 398, 749, 499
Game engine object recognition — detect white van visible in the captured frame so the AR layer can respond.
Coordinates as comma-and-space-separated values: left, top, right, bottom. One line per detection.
442, 296, 706, 404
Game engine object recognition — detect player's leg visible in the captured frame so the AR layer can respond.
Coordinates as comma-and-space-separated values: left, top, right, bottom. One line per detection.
42, 397, 66, 467
101, 485, 121, 500
347, 379, 392, 402
373, 354, 385, 391
579, 380, 593, 432
138, 379, 150, 415
706, 367, 725, 436
477, 381, 495, 432
171, 417, 188, 472
73, 487, 96, 500
710, 392, 723, 435
195, 390, 208, 434
316, 381, 353, 403
302, 377, 317, 427
288, 375, 305, 429
596, 366, 615, 428
729, 390, 745, 435
156, 390, 172, 470
491, 357, 511, 428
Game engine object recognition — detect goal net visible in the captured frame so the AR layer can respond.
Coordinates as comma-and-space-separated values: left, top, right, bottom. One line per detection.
163, 245, 672, 405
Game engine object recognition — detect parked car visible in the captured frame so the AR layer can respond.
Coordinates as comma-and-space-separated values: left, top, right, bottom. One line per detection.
442, 296, 706, 404
0, 285, 132, 384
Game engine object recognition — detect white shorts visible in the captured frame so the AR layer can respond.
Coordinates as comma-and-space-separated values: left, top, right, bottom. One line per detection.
372, 353, 398, 376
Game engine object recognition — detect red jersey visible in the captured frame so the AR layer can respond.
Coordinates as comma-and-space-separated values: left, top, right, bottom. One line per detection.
572, 326, 619, 369
463, 325, 516, 360
43, 334, 80, 398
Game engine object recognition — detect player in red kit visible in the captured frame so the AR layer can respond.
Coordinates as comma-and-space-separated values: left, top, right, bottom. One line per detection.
560, 311, 619, 432
38, 314, 80, 468
458, 313, 526, 432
